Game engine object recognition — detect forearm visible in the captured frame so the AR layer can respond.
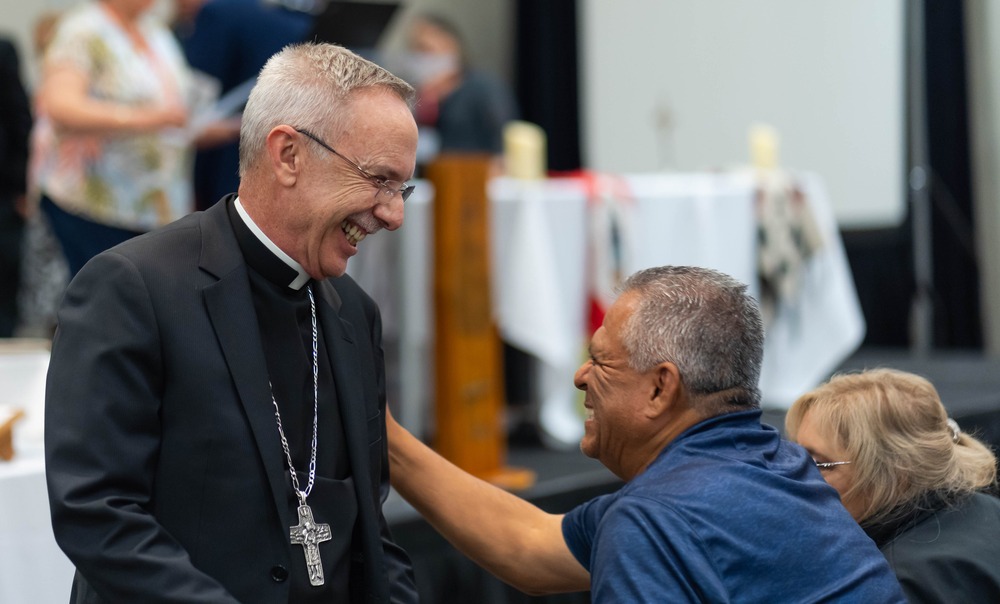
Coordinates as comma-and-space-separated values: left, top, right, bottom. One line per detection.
45, 95, 184, 134
387, 417, 589, 594
38, 68, 186, 135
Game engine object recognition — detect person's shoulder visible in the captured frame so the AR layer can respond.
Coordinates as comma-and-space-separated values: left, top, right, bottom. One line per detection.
330, 272, 364, 297
919, 491, 1000, 533
886, 492, 1000, 564
457, 69, 514, 101
59, 2, 101, 26
885, 495, 1000, 603
462, 68, 506, 89
329, 273, 379, 312
0, 37, 15, 57
93, 213, 203, 268
0, 38, 17, 76
969, 490, 1000, 510
48, 3, 108, 45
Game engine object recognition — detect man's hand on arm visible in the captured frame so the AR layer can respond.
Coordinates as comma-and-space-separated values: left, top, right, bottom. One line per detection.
385, 409, 590, 595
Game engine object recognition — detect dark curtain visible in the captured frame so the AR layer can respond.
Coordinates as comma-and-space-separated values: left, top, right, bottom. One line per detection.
841, 225, 915, 347
514, 0, 582, 172
924, 0, 981, 348
845, 0, 980, 349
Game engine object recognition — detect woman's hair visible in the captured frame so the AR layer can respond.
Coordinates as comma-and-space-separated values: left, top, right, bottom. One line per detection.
786, 368, 997, 527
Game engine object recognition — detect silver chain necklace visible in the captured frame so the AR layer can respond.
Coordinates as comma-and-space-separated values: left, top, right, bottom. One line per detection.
270, 285, 332, 587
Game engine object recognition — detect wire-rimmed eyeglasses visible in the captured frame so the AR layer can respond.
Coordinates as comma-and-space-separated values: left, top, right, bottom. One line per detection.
814, 460, 852, 471
295, 127, 415, 203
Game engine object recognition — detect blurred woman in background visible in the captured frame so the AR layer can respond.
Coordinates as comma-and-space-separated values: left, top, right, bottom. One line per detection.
786, 368, 1000, 603
33, 0, 195, 276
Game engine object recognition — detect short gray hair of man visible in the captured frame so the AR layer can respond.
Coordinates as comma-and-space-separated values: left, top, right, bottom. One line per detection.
238, 43, 416, 178
618, 266, 764, 408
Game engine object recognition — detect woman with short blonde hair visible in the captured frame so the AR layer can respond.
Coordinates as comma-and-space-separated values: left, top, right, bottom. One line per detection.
787, 368, 1000, 602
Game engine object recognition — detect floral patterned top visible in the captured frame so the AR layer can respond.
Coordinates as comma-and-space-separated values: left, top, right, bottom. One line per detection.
32, 1, 193, 231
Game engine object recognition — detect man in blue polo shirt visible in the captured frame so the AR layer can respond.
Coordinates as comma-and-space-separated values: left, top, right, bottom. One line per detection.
387, 265, 905, 602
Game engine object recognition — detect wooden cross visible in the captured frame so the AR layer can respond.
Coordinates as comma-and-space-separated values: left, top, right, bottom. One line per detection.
289, 503, 332, 586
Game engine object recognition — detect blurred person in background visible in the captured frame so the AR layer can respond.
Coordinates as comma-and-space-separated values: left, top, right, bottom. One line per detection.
787, 368, 1000, 603
33, 0, 231, 277
404, 12, 517, 173
14, 11, 68, 339
176, 0, 313, 210
0, 36, 32, 337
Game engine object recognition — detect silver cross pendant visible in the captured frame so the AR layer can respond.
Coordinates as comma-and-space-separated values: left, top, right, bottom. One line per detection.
289, 503, 333, 586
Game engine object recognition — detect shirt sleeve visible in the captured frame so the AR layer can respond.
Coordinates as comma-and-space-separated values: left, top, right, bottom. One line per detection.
561, 493, 614, 571
43, 13, 98, 78
574, 495, 729, 603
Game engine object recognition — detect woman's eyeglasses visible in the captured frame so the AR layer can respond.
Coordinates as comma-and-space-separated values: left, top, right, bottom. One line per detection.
814, 460, 852, 471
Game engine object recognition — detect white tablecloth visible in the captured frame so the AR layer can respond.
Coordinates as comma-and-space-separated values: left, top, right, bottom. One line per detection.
349, 171, 865, 447
0, 348, 74, 604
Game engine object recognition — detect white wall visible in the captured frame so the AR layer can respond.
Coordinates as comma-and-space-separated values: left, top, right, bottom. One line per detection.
580, 0, 906, 230
0, 0, 76, 84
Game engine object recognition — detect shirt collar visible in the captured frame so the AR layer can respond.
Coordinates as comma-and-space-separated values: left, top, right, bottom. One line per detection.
234, 197, 311, 290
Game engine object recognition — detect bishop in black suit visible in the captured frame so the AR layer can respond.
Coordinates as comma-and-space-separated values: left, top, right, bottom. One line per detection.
44, 42, 420, 603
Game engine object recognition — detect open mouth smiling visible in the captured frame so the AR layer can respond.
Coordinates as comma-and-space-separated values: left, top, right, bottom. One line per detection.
341, 220, 368, 246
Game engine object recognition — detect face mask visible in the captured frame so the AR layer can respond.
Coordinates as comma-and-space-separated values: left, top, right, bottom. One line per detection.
400, 53, 459, 86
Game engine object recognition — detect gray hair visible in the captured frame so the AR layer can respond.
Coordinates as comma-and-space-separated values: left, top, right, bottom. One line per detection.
238, 43, 415, 177
618, 266, 764, 409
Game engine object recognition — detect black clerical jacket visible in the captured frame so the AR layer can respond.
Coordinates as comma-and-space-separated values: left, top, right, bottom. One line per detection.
44, 198, 418, 603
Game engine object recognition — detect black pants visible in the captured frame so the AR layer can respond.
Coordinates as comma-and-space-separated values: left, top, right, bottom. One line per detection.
40, 194, 144, 278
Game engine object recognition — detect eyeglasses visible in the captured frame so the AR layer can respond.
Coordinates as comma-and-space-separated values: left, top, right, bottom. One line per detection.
295, 128, 415, 203
814, 460, 852, 471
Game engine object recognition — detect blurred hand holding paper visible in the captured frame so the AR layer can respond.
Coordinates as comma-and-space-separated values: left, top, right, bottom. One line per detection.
172, 73, 256, 145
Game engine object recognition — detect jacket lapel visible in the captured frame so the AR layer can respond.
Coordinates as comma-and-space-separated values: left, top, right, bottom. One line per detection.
315, 280, 388, 602
315, 280, 372, 497
199, 200, 294, 533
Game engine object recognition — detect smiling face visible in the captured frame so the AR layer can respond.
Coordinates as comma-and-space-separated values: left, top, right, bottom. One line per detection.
290, 88, 418, 279
794, 410, 867, 521
573, 292, 657, 475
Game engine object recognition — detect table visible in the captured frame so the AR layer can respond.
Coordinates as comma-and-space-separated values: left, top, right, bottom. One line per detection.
349, 170, 865, 447
0, 346, 74, 604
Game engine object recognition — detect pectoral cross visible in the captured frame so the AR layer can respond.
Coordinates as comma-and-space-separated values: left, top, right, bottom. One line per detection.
289, 503, 332, 586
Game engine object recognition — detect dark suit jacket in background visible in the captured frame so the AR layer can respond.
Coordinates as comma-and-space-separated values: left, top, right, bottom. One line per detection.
0, 37, 30, 199
179, 0, 313, 209
44, 199, 418, 603
0, 36, 31, 336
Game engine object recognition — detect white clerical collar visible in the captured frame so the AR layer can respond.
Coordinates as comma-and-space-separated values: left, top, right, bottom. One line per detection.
234, 197, 311, 290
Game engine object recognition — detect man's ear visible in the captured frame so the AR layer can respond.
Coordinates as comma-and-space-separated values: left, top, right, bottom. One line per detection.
647, 361, 682, 418
265, 125, 301, 187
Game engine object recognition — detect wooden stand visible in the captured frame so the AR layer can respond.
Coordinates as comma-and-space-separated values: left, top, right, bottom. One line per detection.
0, 408, 25, 461
427, 154, 535, 491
